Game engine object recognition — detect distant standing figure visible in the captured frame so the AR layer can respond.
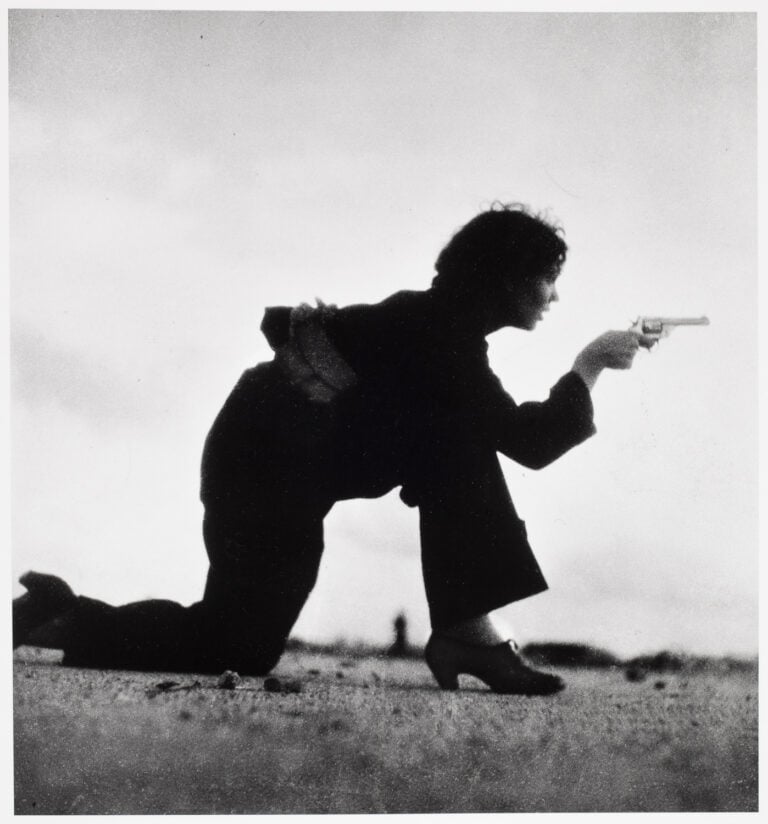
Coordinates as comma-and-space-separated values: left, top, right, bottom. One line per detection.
388, 612, 410, 658
13, 202, 653, 694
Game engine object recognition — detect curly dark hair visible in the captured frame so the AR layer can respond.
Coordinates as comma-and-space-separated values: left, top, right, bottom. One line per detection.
432, 202, 567, 294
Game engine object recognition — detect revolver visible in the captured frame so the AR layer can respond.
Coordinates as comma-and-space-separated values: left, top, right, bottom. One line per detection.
630, 316, 710, 348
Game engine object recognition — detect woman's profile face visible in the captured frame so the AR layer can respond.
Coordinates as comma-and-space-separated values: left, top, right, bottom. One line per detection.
517, 273, 560, 329
489, 270, 560, 332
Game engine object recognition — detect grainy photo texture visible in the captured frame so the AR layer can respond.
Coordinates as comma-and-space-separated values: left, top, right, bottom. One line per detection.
10, 9, 757, 814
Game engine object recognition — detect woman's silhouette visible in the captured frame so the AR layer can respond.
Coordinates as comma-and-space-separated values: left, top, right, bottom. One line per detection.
13, 202, 651, 694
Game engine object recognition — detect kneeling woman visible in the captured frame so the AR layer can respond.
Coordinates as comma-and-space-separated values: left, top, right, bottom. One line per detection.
13, 203, 650, 694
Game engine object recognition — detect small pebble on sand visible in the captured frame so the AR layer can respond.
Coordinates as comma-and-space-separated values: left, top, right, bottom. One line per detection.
217, 671, 242, 689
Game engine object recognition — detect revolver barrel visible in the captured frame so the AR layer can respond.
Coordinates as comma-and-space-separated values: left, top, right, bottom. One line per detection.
639, 316, 709, 334
654, 316, 709, 326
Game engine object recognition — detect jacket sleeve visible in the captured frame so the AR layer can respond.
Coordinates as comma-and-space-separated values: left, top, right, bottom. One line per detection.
477, 368, 596, 469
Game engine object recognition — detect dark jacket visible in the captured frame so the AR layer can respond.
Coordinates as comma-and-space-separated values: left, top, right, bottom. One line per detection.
256, 288, 596, 503
199, 287, 597, 624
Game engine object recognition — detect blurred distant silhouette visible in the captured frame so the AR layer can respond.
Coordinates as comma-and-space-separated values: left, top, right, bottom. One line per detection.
387, 612, 410, 658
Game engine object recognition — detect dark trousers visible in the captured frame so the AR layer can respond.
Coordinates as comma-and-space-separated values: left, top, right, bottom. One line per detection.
62, 509, 330, 675
58, 364, 547, 674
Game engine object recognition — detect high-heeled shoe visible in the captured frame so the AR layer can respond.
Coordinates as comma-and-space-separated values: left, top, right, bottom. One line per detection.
425, 633, 565, 695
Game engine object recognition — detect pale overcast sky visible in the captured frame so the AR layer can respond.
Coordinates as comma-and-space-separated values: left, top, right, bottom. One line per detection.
9, 9, 757, 657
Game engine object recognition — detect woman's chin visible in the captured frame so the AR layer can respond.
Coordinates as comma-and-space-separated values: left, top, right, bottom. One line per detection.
524, 316, 540, 331
504, 319, 538, 332
499, 310, 541, 332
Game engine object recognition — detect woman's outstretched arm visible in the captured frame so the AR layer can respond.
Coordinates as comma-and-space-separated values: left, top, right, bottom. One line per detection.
477, 330, 652, 469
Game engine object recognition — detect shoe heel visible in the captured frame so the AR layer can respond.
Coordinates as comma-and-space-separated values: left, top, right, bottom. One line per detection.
424, 637, 459, 690
430, 665, 459, 691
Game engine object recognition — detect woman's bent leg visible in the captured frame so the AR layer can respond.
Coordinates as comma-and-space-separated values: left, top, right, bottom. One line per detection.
20, 362, 335, 674
197, 505, 329, 674
411, 438, 565, 695
33, 505, 329, 675
58, 596, 211, 672
415, 439, 548, 630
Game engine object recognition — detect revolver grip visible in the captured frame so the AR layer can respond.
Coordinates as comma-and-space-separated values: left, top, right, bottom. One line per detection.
630, 318, 658, 349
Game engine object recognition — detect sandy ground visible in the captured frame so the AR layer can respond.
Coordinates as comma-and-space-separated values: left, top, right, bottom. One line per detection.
13, 646, 758, 814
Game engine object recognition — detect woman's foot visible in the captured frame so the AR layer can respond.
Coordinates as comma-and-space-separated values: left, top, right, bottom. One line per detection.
13, 571, 77, 649
425, 633, 565, 695
438, 613, 507, 646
